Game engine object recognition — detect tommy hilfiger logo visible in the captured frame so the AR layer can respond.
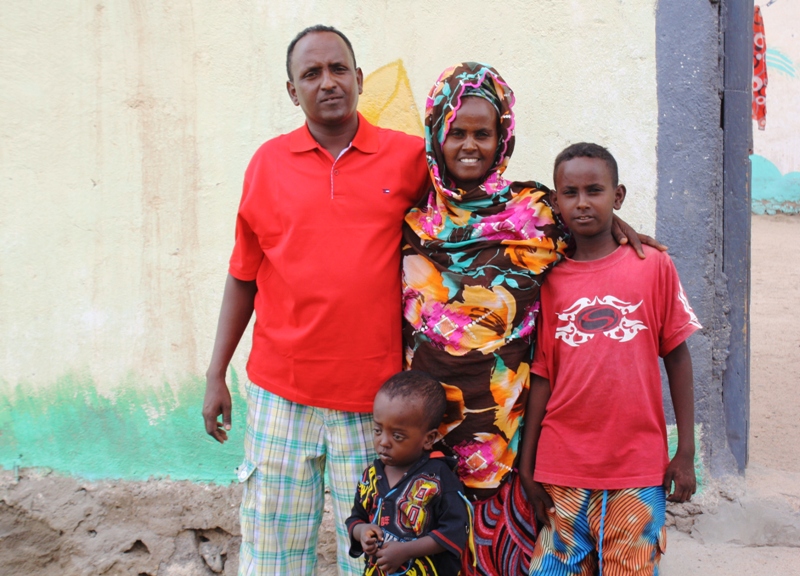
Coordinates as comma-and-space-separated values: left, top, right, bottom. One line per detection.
382, 188, 391, 194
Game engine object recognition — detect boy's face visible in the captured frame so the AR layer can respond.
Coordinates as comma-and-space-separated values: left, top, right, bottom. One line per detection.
372, 392, 437, 471
552, 156, 626, 240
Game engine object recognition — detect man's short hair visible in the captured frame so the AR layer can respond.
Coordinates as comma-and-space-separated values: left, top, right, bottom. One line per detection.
378, 370, 447, 431
553, 142, 619, 188
286, 24, 357, 80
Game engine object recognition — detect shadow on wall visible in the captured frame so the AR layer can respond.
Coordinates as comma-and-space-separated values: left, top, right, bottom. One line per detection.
751, 154, 800, 214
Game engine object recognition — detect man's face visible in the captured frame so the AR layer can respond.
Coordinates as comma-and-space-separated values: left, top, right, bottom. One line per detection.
286, 32, 363, 129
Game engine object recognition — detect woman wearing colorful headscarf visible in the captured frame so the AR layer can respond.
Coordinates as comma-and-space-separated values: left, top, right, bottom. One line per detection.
402, 62, 652, 575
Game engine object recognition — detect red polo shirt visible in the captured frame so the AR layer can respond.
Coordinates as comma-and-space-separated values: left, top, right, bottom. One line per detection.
229, 114, 428, 411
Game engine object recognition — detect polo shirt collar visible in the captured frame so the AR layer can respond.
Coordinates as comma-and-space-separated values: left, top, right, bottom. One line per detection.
289, 112, 379, 154
350, 112, 379, 154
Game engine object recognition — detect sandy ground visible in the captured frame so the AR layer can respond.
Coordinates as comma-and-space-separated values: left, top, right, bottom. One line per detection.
748, 215, 800, 474
317, 214, 800, 575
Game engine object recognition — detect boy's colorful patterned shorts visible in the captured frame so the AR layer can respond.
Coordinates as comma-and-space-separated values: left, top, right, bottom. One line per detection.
529, 485, 667, 576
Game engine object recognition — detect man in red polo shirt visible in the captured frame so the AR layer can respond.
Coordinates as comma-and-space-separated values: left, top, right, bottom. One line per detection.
202, 25, 428, 575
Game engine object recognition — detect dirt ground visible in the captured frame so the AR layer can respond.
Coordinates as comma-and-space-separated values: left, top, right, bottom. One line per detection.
1, 215, 798, 575
748, 215, 800, 475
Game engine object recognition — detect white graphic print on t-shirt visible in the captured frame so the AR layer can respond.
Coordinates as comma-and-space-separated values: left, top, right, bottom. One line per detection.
554, 295, 647, 347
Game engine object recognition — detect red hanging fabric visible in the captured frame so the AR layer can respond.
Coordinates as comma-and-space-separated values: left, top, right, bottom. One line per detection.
753, 5, 768, 130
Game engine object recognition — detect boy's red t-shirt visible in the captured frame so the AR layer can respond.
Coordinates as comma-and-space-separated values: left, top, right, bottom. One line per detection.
229, 116, 428, 412
531, 246, 701, 489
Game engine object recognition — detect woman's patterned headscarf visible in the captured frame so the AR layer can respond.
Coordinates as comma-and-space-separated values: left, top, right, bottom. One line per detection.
426, 62, 515, 200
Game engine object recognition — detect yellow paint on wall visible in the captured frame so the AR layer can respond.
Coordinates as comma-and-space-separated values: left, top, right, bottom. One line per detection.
358, 60, 423, 137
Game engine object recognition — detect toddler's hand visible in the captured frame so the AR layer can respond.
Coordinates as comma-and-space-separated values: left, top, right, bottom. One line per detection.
663, 452, 696, 503
359, 524, 383, 556
375, 540, 410, 574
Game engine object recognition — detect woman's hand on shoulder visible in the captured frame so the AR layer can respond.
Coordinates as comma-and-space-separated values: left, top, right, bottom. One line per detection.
611, 215, 667, 259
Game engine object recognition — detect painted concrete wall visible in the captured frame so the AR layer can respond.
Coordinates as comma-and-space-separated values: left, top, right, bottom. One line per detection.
655, 0, 733, 478
1, 1, 663, 484
751, 2, 800, 214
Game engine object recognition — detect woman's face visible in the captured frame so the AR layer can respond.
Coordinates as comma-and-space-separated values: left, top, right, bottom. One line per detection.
442, 97, 499, 191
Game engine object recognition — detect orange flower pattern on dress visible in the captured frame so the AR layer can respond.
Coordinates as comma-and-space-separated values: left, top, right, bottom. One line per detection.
439, 382, 467, 437
403, 63, 568, 494
490, 359, 529, 440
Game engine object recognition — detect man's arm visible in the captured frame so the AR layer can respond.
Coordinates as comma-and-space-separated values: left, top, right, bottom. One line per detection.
662, 341, 697, 502
202, 274, 258, 443
519, 374, 555, 523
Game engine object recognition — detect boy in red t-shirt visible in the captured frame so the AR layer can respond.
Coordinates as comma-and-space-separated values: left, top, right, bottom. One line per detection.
520, 142, 700, 575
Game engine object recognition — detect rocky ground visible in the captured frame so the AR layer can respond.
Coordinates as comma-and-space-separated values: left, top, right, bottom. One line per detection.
1, 215, 798, 575
0, 474, 243, 575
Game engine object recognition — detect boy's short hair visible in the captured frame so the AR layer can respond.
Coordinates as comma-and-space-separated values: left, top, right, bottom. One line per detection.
286, 24, 357, 80
378, 370, 446, 431
553, 142, 619, 188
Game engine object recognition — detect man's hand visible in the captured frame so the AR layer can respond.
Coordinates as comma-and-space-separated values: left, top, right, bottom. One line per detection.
611, 215, 667, 259
663, 451, 697, 503
521, 477, 555, 525
202, 374, 232, 443
375, 541, 411, 574
202, 274, 257, 444
357, 524, 384, 556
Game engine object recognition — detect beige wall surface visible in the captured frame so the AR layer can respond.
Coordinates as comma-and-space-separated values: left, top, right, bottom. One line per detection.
0, 1, 657, 480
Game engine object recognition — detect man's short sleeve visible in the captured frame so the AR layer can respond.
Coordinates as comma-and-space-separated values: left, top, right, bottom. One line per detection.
228, 175, 264, 281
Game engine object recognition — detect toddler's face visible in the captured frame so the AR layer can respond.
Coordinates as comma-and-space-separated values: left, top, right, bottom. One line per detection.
372, 392, 436, 471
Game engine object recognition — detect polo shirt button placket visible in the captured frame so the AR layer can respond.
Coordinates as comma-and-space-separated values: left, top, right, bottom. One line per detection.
330, 143, 351, 199
331, 168, 340, 198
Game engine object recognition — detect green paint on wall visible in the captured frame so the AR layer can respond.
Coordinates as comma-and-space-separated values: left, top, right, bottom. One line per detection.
751, 154, 800, 215
0, 369, 247, 484
1, 372, 709, 491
